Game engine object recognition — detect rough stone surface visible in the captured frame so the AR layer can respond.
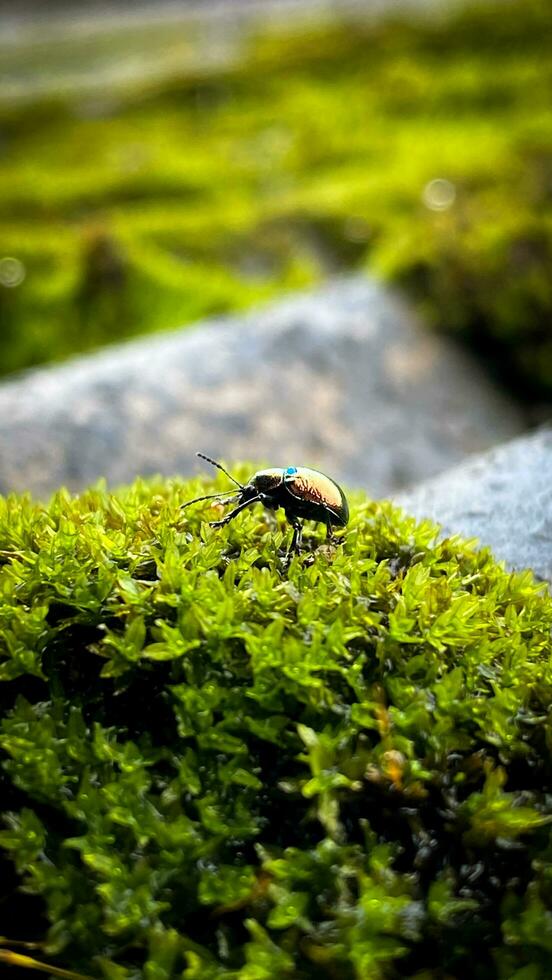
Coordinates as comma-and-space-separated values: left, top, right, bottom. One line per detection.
0, 276, 523, 498
0, 1, 514, 103
396, 428, 552, 582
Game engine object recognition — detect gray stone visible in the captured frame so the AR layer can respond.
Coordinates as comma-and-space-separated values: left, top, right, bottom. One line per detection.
0, 0, 513, 105
396, 428, 552, 583
0, 276, 523, 498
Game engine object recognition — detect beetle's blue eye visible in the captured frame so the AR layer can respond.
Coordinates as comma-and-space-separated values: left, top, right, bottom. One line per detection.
285, 467, 297, 475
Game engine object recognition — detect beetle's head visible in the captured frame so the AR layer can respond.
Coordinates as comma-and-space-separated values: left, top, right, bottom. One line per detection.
238, 481, 262, 503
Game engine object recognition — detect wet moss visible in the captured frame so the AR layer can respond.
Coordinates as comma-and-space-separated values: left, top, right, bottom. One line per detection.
0, 473, 552, 977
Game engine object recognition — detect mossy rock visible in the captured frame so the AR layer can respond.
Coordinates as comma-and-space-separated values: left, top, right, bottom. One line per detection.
1, 471, 552, 978
1, 0, 552, 399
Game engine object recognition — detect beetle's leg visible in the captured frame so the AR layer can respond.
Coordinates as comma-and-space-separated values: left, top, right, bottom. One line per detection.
287, 519, 303, 558
326, 520, 337, 545
209, 495, 263, 528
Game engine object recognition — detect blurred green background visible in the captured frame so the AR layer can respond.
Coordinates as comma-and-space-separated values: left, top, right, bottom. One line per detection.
1, 0, 551, 400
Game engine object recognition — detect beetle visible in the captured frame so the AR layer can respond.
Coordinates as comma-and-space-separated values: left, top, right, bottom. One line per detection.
181, 453, 349, 557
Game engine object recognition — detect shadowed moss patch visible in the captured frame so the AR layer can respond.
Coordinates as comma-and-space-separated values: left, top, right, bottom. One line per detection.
0, 473, 552, 977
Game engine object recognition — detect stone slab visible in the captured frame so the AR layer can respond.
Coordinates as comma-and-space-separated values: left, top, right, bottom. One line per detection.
396, 428, 552, 582
0, 277, 523, 499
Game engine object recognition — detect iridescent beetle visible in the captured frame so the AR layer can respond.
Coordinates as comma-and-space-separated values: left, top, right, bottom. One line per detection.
181, 453, 349, 557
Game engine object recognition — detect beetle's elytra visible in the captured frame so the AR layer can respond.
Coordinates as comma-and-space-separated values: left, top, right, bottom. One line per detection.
181, 453, 349, 558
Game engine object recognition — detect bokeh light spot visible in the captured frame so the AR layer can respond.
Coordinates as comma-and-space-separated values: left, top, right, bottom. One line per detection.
0, 257, 26, 288
422, 178, 456, 212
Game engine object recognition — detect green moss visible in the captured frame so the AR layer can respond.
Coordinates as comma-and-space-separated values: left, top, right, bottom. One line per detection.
1, 472, 552, 977
1, 0, 552, 397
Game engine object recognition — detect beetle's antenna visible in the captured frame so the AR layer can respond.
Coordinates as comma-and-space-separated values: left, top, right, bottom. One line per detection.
180, 489, 238, 509
196, 452, 244, 489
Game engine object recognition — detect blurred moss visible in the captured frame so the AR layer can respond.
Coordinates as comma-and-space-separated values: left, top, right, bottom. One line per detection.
0, 0, 551, 396
1, 473, 552, 976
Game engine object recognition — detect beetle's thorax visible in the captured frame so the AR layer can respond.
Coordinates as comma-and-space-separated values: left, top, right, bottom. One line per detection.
250, 468, 285, 494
